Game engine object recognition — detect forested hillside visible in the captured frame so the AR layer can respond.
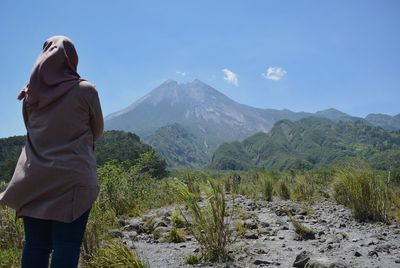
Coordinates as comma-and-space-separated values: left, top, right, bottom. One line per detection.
0, 130, 164, 181
211, 117, 400, 170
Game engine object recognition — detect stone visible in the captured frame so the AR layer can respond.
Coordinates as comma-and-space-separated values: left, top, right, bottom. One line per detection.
293, 250, 312, 268
153, 220, 168, 228
368, 250, 379, 258
305, 260, 329, 268
328, 261, 347, 268
354, 251, 362, 257
260, 221, 270, 228
253, 258, 272, 265
244, 219, 258, 229
244, 230, 258, 239
109, 229, 123, 238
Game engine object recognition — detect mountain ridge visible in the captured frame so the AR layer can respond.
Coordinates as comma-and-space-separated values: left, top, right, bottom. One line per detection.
105, 79, 399, 167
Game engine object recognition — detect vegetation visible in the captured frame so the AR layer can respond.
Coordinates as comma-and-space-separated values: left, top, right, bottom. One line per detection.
96, 130, 152, 166
0, 135, 25, 182
147, 123, 210, 167
333, 164, 393, 222
289, 215, 316, 240
0, 207, 23, 267
1, 124, 400, 267
171, 179, 233, 262
83, 239, 148, 268
211, 117, 400, 171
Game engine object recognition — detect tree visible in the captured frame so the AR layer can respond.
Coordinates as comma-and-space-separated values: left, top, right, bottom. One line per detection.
132, 151, 167, 179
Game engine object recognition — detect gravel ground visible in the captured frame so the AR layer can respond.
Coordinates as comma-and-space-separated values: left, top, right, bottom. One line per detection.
117, 196, 400, 268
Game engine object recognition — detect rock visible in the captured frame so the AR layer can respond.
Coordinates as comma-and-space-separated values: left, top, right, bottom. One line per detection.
305, 260, 329, 268
127, 231, 138, 240
293, 250, 311, 268
127, 219, 143, 233
260, 221, 270, 228
354, 251, 362, 257
153, 226, 170, 234
326, 236, 340, 245
153, 220, 168, 228
244, 219, 258, 229
253, 257, 272, 265
244, 230, 258, 239
368, 250, 379, 258
109, 229, 123, 238
328, 261, 347, 268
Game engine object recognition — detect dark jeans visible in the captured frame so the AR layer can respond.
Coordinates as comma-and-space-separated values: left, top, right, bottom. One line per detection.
21, 208, 91, 268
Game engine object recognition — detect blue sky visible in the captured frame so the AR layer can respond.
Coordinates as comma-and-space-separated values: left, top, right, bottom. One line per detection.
0, 0, 399, 137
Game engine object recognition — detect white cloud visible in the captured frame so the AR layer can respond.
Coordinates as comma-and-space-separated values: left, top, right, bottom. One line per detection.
262, 67, 287, 81
222, 68, 239, 86
176, 71, 186, 76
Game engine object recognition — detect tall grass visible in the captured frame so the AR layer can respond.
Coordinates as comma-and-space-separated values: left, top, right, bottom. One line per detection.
0, 206, 23, 267
83, 239, 148, 268
172, 179, 233, 262
261, 177, 274, 201
333, 166, 391, 222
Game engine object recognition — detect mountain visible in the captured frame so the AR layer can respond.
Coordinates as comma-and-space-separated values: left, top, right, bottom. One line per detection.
105, 79, 399, 167
211, 117, 400, 170
146, 123, 209, 167
106, 79, 274, 150
365, 113, 400, 131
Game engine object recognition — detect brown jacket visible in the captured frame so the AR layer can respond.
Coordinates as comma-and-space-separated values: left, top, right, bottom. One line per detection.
0, 81, 103, 223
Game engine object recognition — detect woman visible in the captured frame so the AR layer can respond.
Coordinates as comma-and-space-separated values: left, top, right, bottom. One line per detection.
0, 35, 103, 267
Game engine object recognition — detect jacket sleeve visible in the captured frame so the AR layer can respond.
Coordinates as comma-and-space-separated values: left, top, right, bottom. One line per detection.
89, 90, 104, 141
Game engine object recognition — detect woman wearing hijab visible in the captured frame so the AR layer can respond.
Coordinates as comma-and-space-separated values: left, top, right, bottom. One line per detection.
0, 35, 103, 268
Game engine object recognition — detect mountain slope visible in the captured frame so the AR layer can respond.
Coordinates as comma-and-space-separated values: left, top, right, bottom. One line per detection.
105, 79, 399, 167
365, 113, 400, 131
146, 123, 209, 167
211, 117, 400, 170
106, 79, 274, 150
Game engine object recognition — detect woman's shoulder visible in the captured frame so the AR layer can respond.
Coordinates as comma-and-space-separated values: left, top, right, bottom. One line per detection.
75, 80, 99, 98
77, 80, 97, 92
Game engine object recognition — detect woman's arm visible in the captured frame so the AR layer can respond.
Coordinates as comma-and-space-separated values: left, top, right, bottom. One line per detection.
89, 90, 104, 141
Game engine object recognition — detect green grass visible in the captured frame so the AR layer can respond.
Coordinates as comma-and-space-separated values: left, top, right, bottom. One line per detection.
171, 178, 233, 262
166, 227, 186, 243
261, 177, 274, 201
276, 180, 291, 200
83, 239, 148, 268
333, 166, 392, 222
0, 247, 21, 268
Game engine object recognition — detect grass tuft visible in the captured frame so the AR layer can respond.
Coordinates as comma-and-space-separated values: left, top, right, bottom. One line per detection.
171, 178, 233, 262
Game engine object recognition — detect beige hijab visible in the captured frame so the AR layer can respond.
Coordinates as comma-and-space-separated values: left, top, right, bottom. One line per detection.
18, 35, 82, 108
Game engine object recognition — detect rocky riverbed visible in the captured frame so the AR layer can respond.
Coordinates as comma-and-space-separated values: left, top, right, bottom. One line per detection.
113, 195, 400, 268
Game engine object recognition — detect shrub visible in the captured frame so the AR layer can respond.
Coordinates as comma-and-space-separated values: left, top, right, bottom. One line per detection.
276, 180, 291, 200
170, 210, 185, 228
132, 150, 167, 179
166, 227, 185, 243
97, 161, 132, 215
333, 166, 391, 222
83, 239, 148, 268
81, 202, 117, 260
171, 179, 233, 262
185, 255, 200, 265
261, 177, 274, 201
292, 175, 316, 202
